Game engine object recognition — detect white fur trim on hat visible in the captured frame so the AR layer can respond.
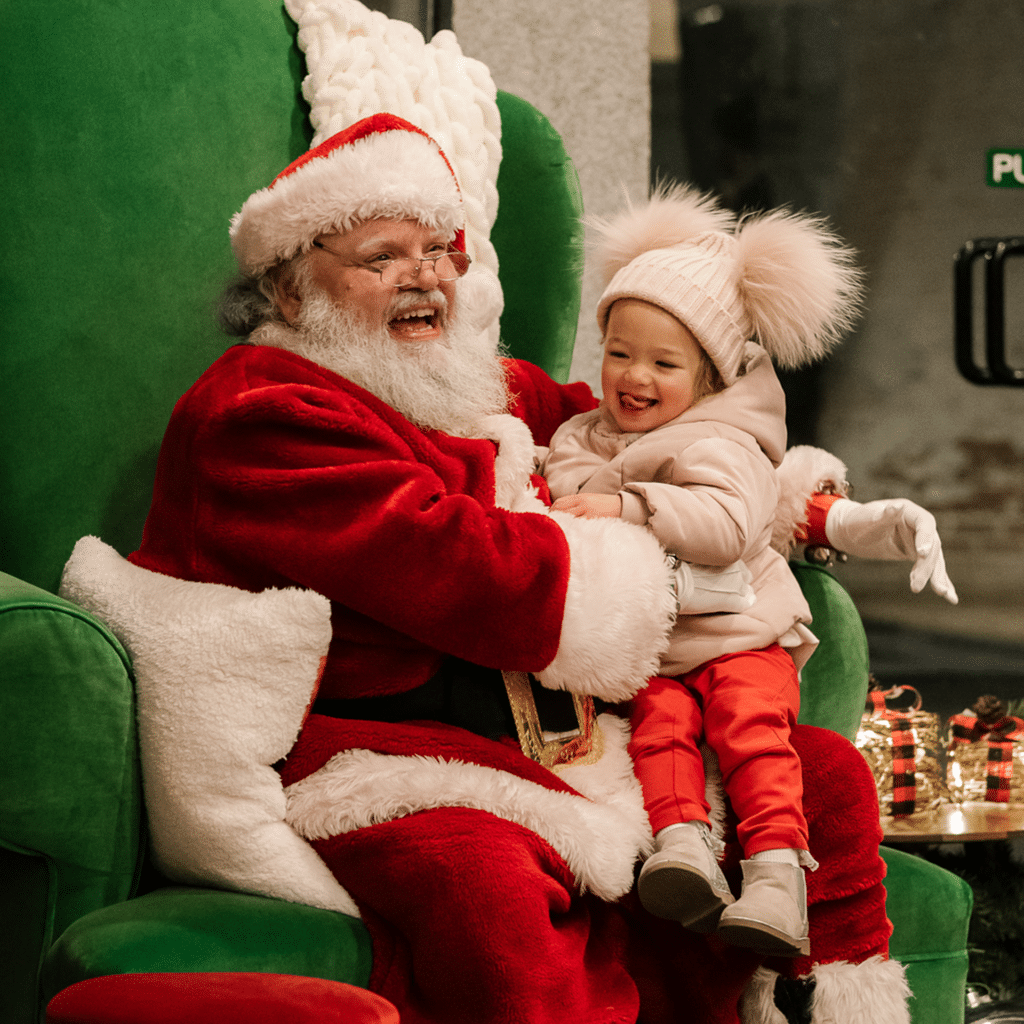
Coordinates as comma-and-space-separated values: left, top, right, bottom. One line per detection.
230, 115, 464, 278
593, 183, 864, 386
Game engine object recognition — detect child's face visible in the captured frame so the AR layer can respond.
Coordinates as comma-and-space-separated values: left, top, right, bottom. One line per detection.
601, 298, 706, 433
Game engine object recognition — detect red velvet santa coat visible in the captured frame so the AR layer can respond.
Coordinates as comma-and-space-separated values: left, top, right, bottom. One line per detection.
129, 341, 894, 1024
131, 342, 678, 704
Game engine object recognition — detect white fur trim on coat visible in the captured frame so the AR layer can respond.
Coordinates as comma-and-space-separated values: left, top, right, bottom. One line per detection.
739, 967, 788, 1024
741, 958, 911, 1024
536, 510, 677, 702
809, 957, 911, 1024
476, 412, 546, 511
58, 536, 359, 918
285, 713, 651, 901
773, 445, 849, 558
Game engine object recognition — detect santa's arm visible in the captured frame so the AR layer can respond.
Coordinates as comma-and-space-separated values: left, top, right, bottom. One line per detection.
774, 445, 958, 604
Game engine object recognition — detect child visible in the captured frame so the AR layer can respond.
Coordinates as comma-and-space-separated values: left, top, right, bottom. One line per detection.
542, 184, 863, 957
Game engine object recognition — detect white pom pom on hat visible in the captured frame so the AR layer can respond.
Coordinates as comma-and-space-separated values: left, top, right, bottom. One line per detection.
593, 183, 864, 386
230, 113, 465, 278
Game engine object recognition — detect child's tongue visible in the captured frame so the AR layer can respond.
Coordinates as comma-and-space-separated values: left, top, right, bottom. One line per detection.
621, 393, 654, 411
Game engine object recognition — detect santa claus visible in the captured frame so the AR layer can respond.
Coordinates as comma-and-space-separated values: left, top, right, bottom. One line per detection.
125, 113, 954, 1024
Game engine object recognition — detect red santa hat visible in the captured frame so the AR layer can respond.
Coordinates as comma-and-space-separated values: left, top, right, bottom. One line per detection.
230, 113, 466, 278
593, 183, 863, 386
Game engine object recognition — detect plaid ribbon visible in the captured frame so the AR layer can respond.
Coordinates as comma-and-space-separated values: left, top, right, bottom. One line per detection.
948, 712, 1024, 803
866, 688, 919, 816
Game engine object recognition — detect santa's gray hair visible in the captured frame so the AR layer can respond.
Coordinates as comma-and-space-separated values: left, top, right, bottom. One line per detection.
216, 254, 311, 337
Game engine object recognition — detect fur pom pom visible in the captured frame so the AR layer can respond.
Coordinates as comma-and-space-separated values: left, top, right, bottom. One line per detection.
587, 183, 736, 287
735, 209, 864, 369
772, 445, 849, 557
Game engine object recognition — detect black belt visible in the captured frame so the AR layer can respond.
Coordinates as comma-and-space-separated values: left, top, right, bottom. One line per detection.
312, 656, 581, 742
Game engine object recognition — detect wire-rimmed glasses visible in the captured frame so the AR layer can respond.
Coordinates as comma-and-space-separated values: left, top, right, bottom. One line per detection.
312, 241, 472, 287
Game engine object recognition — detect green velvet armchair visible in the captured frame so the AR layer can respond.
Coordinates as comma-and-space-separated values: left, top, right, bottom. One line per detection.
0, 3, 970, 1024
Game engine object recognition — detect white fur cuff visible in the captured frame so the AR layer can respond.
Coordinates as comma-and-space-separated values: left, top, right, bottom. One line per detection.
536, 511, 677, 702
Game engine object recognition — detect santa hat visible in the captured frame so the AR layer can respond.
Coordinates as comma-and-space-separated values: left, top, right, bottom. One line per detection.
593, 184, 863, 385
230, 113, 465, 278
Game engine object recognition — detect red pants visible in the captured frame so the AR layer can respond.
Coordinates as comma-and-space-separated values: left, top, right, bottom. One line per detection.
628, 644, 808, 857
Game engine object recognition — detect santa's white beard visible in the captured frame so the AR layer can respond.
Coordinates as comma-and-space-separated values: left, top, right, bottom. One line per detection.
270, 285, 510, 437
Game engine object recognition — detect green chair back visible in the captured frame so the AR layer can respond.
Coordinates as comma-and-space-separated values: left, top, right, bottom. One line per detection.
0, 2, 582, 597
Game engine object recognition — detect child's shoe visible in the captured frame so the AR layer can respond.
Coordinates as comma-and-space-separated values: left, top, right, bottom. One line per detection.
716, 859, 809, 957
637, 821, 735, 932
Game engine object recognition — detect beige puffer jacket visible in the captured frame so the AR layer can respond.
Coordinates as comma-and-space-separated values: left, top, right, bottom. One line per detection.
542, 342, 816, 676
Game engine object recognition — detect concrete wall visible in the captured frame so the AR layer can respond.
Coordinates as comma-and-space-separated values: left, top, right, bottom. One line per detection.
455, 0, 1024, 643
453, 0, 651, 389
815, 1, 1024, 641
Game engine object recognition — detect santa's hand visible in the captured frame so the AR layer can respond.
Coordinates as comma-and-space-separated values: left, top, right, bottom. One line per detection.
671, 558, 756, 615
824, 497, 958, 604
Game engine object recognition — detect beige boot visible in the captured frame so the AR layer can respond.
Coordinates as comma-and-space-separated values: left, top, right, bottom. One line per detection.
637, 821, 735, 932
717, 860, 809, 957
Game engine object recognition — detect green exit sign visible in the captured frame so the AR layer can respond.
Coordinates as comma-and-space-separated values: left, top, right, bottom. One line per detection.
988, 149, 1024, 187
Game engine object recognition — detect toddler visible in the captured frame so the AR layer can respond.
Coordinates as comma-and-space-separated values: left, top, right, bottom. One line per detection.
542, 184, 862, 957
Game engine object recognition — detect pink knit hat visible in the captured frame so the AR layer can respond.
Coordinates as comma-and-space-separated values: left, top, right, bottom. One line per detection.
594, 184, 863, 385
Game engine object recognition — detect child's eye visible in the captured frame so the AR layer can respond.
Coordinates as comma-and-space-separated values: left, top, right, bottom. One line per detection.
607, 349, 629, 360
656, 361, 679, 369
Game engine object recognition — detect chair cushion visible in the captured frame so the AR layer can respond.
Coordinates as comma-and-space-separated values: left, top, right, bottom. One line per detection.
41, 887, 372, 1003
58, 537, 356, 917
46, 973, 396, 1024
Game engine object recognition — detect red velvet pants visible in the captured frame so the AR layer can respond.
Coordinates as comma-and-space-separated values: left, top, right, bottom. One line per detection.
628, 644, 809, 857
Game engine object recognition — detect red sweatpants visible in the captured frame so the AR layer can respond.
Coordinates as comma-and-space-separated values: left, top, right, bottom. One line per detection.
628, 644, 808, 857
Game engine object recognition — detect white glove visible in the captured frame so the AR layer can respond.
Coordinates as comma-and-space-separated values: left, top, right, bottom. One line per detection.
824, 497, 958, 604
671, 558, 756, 615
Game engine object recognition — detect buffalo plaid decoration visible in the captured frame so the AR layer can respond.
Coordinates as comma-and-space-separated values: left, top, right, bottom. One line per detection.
867, 689, 918, 816
948, 711, 1024, 803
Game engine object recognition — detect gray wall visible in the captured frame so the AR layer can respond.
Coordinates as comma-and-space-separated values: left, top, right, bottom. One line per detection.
457, 0, 1024, 643
453, 0, 650, 390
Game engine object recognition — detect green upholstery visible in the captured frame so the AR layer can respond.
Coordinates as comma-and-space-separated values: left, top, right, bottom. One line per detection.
793, 560, 872, 742
794, 561, 972, 1024
0, 572, 144, 1024
1, 0, 310, 597
492, 92, 585, 384
883, 847, 973, 1024
41, 887, 373, 1006
0, 6, 581, 597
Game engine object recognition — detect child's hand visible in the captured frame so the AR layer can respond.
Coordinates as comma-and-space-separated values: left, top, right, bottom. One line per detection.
551, 494, 623, 519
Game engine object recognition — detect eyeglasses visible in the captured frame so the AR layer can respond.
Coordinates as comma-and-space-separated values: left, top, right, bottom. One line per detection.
312, 241, 472, 287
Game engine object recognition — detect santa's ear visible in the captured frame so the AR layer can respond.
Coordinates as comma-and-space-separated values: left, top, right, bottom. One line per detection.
269, 261, 304, 326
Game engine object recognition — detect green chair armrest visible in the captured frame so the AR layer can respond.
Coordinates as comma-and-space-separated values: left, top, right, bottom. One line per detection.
0, 571, 145, 1024
882, 846, 972, 1024
41, 887, 373, 1006
792, 561, 872, 742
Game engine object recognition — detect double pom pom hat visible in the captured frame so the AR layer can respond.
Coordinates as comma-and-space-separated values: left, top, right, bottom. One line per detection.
593, 184, 865, 385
